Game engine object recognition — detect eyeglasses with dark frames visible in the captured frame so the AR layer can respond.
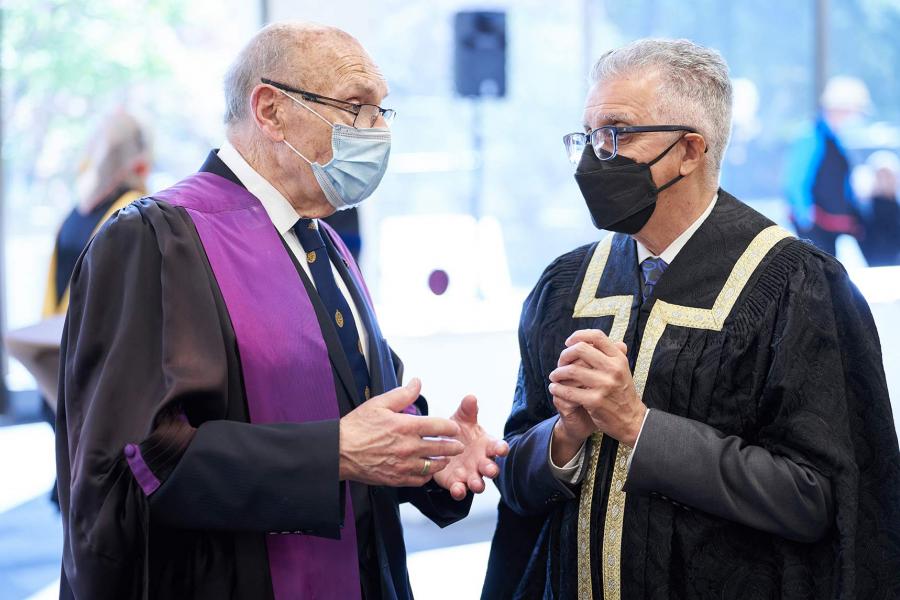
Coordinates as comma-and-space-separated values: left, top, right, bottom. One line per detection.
563, 125, 698, 163
261, 77, 396, 129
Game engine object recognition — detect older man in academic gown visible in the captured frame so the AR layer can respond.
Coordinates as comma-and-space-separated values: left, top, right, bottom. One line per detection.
58, 23, 507, 600
483, 39, 900, 600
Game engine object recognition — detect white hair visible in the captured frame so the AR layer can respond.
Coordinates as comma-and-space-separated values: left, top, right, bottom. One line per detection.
93, 111, 149, 190
590, 38, 733, 184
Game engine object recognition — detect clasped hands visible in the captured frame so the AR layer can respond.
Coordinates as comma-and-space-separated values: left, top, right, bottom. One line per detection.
339, 378, 509, 500
548, 329, 648, 467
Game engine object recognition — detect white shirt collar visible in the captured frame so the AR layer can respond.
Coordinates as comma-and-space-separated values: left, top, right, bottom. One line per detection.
635, 193, 718, 265
217, 140, 313, 235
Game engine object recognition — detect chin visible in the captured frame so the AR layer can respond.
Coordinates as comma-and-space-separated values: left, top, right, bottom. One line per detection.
296, 194, 337, 219
315, 205, 339, 219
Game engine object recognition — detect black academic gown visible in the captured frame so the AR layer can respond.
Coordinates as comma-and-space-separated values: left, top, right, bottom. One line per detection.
483, 191, 900, 599
56, 152, 472, 600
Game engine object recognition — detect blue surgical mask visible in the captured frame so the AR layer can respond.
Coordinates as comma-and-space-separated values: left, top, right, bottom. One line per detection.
280, 90, 391, 211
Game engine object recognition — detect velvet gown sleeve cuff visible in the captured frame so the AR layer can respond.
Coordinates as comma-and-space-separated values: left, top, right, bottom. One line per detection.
498, 416, 579, 515
416, 479, 475, 527
125, 412, 197, 495
148, 419, 343, 538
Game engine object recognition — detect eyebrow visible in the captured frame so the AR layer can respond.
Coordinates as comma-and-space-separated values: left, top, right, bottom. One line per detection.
342, 80, 390, 104
583, 112, 634, 130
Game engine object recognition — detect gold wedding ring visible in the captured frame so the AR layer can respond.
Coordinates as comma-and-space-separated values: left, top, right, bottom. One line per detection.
420, 458, 432, 476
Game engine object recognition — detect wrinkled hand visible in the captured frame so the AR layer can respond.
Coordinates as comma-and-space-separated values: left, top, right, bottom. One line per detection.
339, 378, 464, 487
549, 356, 598, 466
548, 329, 646, 447
552, 356, 597, 440
433, 395, 509, 500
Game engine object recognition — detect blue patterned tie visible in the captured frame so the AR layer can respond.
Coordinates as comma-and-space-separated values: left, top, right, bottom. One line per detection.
292, 218, 371, 402
640, 257, 669, 303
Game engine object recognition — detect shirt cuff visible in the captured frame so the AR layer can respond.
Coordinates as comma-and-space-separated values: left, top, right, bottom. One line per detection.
547, 427, 588, 484
625, 408, 652, 473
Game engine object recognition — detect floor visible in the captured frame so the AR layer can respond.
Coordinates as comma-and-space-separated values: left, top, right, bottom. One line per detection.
0, 423, 61, 600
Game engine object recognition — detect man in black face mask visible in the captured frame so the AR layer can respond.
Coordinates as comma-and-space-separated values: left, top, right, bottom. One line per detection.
483, 38, 899, 600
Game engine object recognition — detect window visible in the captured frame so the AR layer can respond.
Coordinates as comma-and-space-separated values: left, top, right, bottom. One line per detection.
3, 0, 260, 389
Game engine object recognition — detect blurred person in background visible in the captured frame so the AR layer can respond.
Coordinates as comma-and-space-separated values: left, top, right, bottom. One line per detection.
42, 110, 150, 319
859, 150, 900, 266
39, 110, 149, 509
56, 22, 507, 600
484, 39, 899, 599
784, 76, 869, 256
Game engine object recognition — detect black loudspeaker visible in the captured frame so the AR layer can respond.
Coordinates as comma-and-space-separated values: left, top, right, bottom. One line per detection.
453, 10, 507, 98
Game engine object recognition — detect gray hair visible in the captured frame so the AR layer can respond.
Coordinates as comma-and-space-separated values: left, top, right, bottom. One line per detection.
94, 111, 149, 190
590, 39, 733, 182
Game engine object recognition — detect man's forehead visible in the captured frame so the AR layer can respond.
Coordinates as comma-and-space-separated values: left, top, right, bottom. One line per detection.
337, 74, 389, 103
581, 104, 651, 130
581, 99, 654, 129
327, 47, 388, 100
289, 32, 388, 101
581, 72, 658, 126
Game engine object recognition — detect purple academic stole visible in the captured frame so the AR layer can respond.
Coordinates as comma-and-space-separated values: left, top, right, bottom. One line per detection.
154, 172, 362, 600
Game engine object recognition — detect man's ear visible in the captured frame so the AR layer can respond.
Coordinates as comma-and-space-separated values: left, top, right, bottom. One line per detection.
250, 84, 287, 143
679, 132, 707, 177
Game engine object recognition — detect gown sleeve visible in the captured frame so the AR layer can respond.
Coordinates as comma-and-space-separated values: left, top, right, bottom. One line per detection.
494, 245, 592, 516
58, 201, 341, 597
768, 246, 900, 595
482, 246, 593, 600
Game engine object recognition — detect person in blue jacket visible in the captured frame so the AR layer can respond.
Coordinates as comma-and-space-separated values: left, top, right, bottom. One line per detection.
784, 76, 869, 256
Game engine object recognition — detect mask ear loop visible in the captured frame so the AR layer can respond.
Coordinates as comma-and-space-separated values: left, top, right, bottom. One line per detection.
649, 134, 693, 193
278, 89, 335, 128
283, 139, 313, 165
656, 171, 684, 194
275, 89, 338, 166
647, 135, 687, 167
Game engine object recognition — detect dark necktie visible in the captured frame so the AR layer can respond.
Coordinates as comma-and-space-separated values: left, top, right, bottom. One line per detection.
640, 256, 669, 303
292, 218, 371, 402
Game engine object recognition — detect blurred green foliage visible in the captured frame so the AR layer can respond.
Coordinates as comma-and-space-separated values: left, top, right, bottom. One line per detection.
2, 0, 186, 187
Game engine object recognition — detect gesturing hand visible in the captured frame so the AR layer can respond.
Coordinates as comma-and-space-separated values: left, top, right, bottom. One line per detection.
433, 395, 509, 500
339, 378, 464, 488
548, 329, 646, 447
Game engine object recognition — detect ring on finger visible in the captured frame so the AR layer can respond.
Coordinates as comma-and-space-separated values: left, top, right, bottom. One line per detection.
420, 458, 432, 476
